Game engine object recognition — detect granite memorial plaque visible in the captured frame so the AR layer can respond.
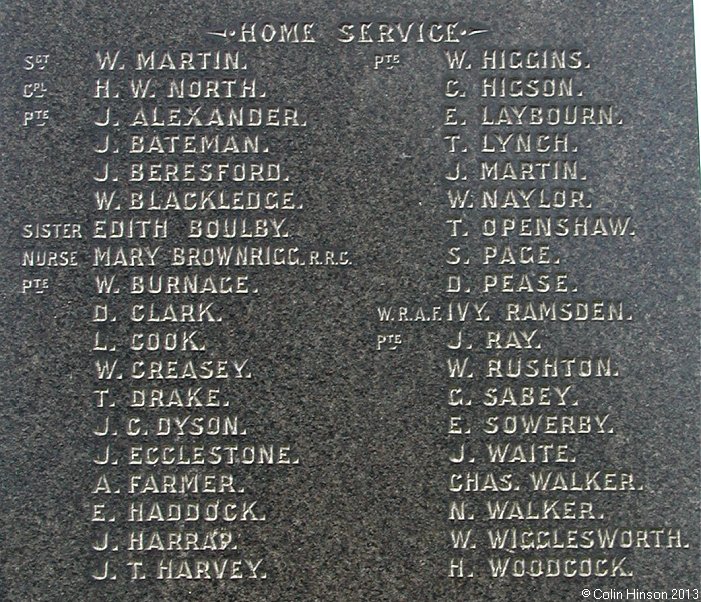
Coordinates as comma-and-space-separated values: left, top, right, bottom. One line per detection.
0, 0, 699, 600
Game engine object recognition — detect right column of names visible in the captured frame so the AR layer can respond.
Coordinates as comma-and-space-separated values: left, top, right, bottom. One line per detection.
440, 45, 690, 581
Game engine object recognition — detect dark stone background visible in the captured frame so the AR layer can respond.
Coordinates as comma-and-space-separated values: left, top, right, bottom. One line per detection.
0, 1, 698, 600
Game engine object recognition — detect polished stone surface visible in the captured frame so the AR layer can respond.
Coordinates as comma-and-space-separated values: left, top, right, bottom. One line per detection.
0, 1, 698, 600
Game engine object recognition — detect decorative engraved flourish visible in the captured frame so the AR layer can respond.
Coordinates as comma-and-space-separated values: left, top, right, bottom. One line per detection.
467, 28, 489, 36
